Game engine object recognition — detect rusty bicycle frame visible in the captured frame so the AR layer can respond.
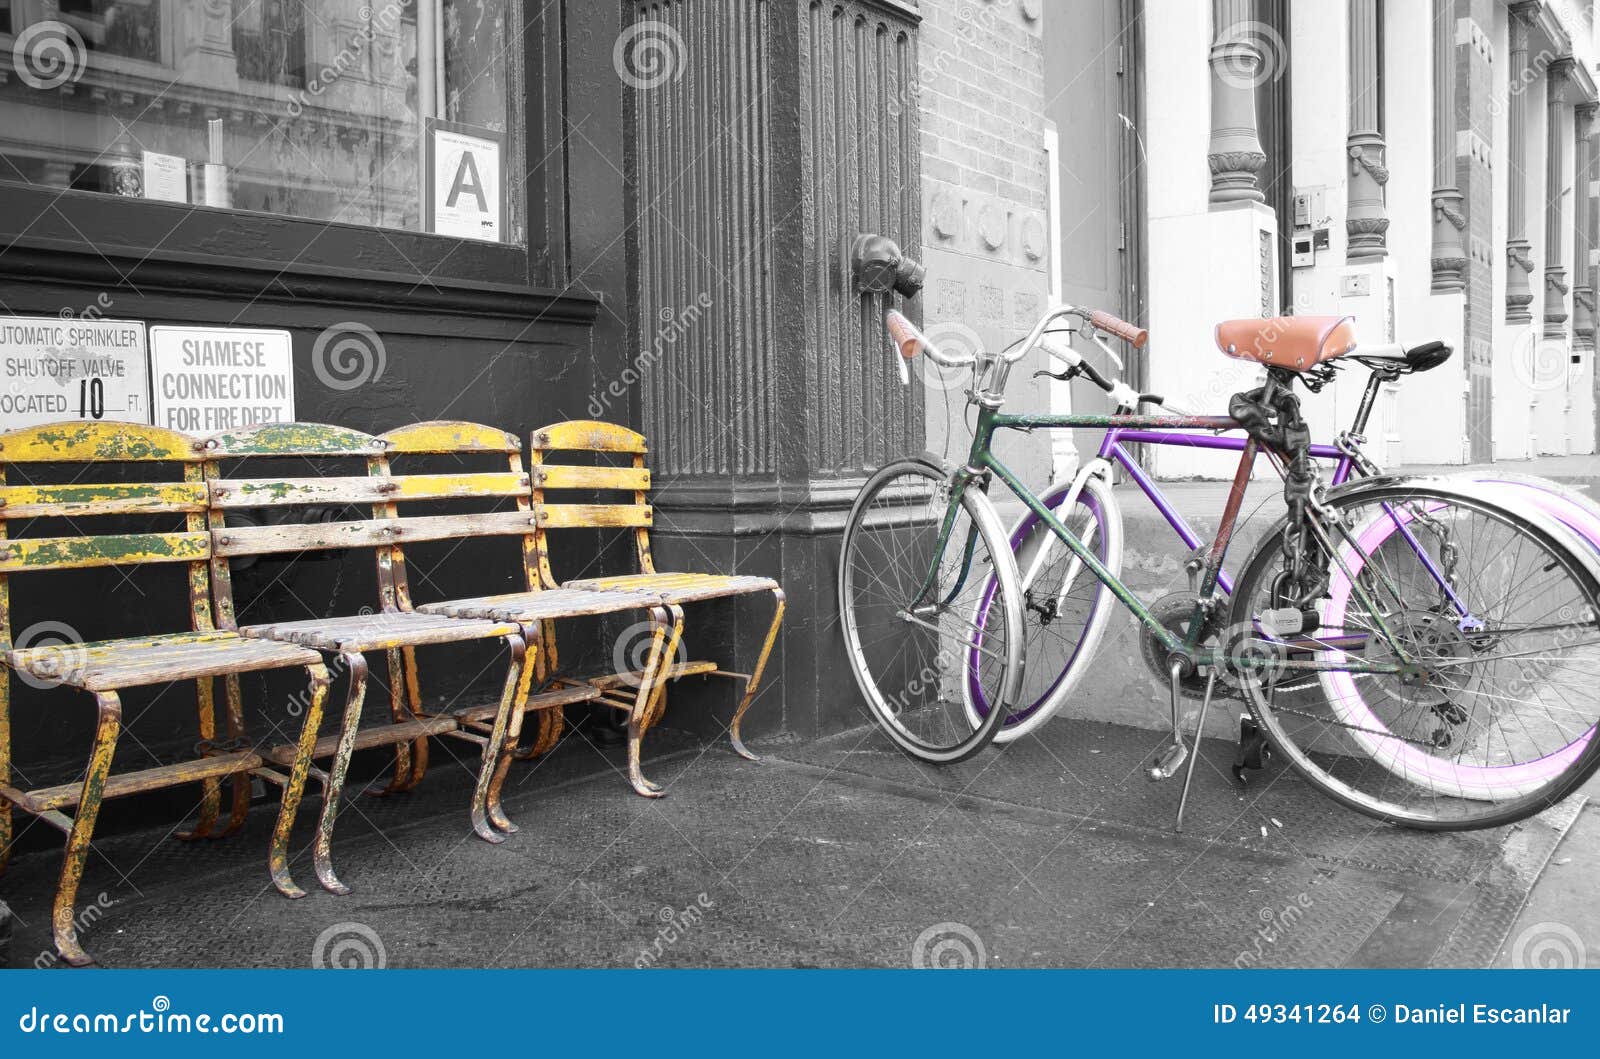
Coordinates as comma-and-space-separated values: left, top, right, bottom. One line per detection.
907, 319, 1413, 682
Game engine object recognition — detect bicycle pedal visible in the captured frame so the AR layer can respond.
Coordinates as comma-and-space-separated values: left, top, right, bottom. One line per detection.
1148, 742, 1188, 782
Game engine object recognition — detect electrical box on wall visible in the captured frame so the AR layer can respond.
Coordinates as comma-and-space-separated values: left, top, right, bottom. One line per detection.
1292, 186, 1326, 228
1291, 233, 1315, 268
1341, 272, 1372, 297
1291, 185, 1329, 270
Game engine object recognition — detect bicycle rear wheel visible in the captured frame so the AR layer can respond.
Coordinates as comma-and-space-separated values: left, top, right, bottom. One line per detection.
1228, 480, 1600, 830
838, 457, 1024, 763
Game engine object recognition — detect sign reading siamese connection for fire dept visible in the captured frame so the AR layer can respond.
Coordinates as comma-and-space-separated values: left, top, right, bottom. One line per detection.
0, 316, 150, 428
150, 326, 296, 432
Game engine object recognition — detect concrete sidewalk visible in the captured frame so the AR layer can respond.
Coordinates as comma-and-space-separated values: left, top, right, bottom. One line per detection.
0, 709, 1590, 969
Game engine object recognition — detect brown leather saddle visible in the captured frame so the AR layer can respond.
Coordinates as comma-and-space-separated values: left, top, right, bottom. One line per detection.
1214, 315, 1358, 372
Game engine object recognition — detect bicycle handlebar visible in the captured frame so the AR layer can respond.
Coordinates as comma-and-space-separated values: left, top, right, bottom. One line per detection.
1087, 309, 1149, 349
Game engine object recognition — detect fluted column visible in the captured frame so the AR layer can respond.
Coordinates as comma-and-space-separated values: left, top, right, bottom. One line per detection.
1506, 5, 1537, 322
1430, 0, 1467, 290
1346, 0, 1388, 261
1576, 102, 1598, 350
1544, 59, 1574, 336
1207, 0, 1267, 205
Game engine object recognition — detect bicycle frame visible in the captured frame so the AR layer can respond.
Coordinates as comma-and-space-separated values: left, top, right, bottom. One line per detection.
936, 404, 1407, 677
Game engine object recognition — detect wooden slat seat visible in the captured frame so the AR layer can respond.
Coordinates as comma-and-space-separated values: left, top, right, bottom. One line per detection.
262, 715, 461, 766
5, 631, 319, 690
240, 611, 520, 654
416, 586, 668, 623
3, 750, 264, 814
6, 629, 321, 692
566, 572, 781, 604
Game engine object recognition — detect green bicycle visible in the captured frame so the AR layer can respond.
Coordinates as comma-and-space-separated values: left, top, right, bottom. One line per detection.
838, 302, 1600, 832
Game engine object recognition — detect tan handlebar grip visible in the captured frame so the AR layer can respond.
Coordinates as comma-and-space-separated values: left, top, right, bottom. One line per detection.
1088, 309, 1149, 349
886, 310, 923, 360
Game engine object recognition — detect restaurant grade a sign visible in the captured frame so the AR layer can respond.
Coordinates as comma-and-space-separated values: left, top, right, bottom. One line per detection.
0, 316, 150, 428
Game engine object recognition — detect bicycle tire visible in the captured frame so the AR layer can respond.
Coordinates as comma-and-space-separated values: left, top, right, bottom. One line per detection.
1228, 478, 1600, 830
838, 456, 1024, 763
966, 470, 1121, 742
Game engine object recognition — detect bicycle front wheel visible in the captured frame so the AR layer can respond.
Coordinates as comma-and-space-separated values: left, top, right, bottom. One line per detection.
1229, 481, 1600, 830
839, 457, 1024, 763
966, 471, 1121, 743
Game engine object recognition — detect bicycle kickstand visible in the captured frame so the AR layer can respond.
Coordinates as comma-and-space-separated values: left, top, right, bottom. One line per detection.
1147, 657, 1218, 833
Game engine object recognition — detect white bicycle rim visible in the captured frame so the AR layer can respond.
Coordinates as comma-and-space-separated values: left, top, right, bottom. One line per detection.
962, 469, 1122, 743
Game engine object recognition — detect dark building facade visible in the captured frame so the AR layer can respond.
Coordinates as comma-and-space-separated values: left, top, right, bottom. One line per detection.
0, 0, 927, 812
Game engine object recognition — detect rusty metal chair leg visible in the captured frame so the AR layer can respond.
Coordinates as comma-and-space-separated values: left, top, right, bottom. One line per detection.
512, 623, 560, 760
485, 634, 538, 834
221, 672, 252, 837
177, 676, 222, 841
1, 678, 15, 877
53, 690, 122, 967
397, 645, 429, 792
268, 663, 332, 899
626, 606, 682, 799
469, 633, 527, 844
313, 652, 369, 896
375, 648, 414, 796
730, 588, 786, 762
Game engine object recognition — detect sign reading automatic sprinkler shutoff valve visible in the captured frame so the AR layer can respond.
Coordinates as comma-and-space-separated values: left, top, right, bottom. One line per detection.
0, 316, 150, 429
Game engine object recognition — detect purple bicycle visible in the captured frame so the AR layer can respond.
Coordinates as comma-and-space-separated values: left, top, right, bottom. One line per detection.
974, 315, 1600, 810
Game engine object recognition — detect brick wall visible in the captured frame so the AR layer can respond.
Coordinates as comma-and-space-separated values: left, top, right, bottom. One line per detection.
917, 0, 1052, 476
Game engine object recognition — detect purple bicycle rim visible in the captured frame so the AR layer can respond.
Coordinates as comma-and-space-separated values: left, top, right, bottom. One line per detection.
968, 486, 1110, 725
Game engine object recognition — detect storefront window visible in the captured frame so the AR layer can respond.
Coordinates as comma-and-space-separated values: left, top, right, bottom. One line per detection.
0, 0, 523, 243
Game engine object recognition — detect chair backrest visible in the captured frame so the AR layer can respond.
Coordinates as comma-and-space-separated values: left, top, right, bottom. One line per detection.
528, 420, 655, 587
203, 422, 393, 628
203, 421, 537, 624
375, 421, 534, 609
0, 421, 214, 648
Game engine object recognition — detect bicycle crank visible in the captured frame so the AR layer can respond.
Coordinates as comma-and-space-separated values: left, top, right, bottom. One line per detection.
1139, 591, 1231, 700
